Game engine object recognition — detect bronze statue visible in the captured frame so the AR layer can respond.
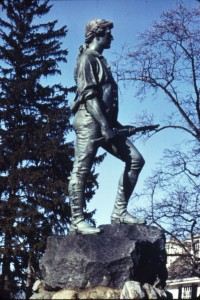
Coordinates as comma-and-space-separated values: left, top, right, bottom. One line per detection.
68, 19, 146, 234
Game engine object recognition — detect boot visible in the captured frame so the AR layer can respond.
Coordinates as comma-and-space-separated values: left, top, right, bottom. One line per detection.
69, 219, 102, 235
111, 186, 146, 225
69, 188, 102, 235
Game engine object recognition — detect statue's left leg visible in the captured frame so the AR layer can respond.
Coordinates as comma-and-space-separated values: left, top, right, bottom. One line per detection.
68, 118, 102, 234
104, 137, 146, 225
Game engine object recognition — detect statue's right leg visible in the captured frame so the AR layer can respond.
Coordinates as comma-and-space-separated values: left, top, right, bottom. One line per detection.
68, 123, 102, 235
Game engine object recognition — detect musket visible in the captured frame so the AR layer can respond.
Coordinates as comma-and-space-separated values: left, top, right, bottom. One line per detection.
92, 124, 159, 144
113, 124, 159, 137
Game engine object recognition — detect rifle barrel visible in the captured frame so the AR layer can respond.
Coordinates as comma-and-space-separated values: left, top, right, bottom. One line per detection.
92, 124, 159, 144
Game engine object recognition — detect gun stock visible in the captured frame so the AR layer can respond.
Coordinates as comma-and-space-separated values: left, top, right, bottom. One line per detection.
92, 124, 159, 145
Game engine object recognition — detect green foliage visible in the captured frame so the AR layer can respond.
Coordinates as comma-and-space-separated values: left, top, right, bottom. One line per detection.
0, 0, 76, 297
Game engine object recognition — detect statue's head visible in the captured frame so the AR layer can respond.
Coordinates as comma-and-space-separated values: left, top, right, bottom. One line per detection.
85, 19, 113, 44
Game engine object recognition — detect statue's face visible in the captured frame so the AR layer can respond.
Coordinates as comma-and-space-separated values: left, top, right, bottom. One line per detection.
98, 27, 113, 49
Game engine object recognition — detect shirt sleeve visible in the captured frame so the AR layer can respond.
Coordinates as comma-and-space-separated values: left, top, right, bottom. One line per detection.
76, 53, 101, 101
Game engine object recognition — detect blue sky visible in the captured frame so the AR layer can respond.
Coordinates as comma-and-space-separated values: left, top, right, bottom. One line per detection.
0, 0, 188, 226
44, 0, 198, 226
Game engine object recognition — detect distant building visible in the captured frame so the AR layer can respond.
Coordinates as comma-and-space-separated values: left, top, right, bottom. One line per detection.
167, 277, 200, 299
166, 236, 200, 299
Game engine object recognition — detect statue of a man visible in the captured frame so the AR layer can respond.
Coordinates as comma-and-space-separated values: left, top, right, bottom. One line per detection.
68, 19, 145, 234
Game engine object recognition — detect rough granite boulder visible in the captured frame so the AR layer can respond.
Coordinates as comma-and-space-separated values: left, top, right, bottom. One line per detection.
40, 224, 167, 291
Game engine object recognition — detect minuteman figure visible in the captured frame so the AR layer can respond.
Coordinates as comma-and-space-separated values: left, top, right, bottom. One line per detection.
68, 19, 146, 234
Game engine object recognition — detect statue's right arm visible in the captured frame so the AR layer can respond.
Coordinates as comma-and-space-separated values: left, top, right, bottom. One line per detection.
85, 98, 114, 141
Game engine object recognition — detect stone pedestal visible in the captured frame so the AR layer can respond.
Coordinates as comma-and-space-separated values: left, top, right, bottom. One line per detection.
39, 224, 167, 291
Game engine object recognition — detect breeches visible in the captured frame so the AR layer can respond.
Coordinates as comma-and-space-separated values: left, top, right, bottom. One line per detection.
69, 115, 145, 191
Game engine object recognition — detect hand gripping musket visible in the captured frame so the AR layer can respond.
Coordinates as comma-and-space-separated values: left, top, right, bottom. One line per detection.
93, 124, 160, 144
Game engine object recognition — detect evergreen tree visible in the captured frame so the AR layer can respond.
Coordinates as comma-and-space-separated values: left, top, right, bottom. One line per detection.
0, 0, 77, 297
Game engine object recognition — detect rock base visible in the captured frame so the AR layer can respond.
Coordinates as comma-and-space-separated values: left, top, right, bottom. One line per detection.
30, 280, 172, 299
30, 224, 171, 299
40, 224, 168, 290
